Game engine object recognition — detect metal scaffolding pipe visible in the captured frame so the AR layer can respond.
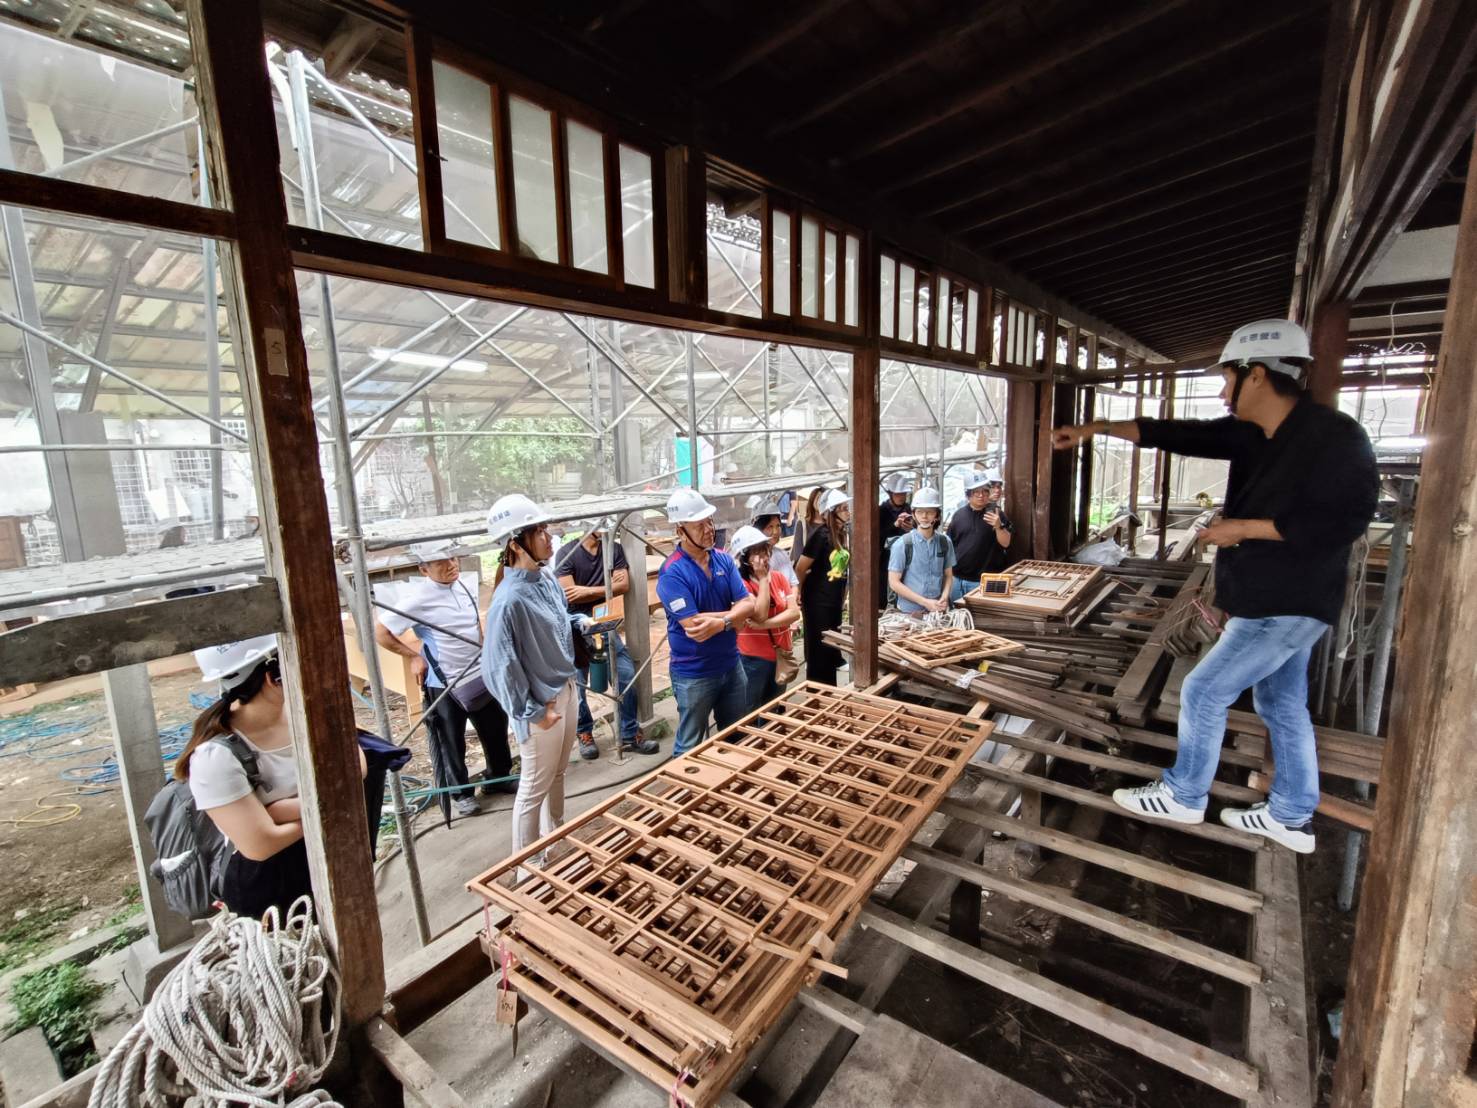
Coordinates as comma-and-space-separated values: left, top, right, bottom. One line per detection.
288, 50, 431, 946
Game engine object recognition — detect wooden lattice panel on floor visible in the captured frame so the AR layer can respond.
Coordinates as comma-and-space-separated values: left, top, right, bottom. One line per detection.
467, 683, 992, 1106
882, 626, 1023, 669
966, 560, 1104, 618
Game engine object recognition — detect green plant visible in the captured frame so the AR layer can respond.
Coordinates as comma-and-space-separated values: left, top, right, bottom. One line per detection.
451, 416, 592, 501
10, 961, 103, 1074
0, 903, 76, 975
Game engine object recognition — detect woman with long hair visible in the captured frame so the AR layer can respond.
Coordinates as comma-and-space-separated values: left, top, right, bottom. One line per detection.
730, 526, 801, 712
793, 489, 852, 686
481, 493, 580, 858
179, 637, 308, 919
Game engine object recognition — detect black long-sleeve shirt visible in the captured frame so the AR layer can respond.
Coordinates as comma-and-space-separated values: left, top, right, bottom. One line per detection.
1136, 397, 1377, 625
948, 503, 1014, 579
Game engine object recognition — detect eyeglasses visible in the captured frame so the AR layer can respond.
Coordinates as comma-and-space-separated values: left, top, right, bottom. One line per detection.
518, 523, 550, 537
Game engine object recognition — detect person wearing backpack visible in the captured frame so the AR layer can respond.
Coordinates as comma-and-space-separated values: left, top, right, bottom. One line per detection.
887, 486, 956, 615
171, 636, 364, 920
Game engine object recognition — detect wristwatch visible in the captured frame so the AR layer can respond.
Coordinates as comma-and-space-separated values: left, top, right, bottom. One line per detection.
722, 614, 733, 632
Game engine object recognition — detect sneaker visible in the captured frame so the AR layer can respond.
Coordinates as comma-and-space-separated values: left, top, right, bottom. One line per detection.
479, 777, 518, 796
1220, 802, 1315, 853
621, 732, 660, 755
1111, 780, 1205, 825
454, 796, 481, 817
577, 733, 600, 761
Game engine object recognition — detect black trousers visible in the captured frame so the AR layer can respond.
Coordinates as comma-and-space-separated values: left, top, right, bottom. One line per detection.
219, 839, 312, 921
802, 604, 845, 686
423, 688, 513, 792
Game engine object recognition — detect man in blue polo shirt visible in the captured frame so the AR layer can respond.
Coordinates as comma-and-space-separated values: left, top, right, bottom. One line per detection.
657, 488, 755, 758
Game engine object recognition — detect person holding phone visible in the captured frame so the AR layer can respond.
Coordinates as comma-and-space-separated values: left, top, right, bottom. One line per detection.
948, 470, 1013, 600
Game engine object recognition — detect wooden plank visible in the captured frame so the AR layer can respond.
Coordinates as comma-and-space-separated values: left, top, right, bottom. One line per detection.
850, 342, 880, 686
385, 915, 496, 1035
797, 984, 872, 1036
1246, 771, 1375, 832
812, 1013, 1062, 1108
860, 906, 1260, 1099
936, 800, 1263, 914
1112, 563, 1209, 707
0, 166, 235, 240
186, 0, 385, 1024
0, 581, 282, 685
966, 761, 1264, 851
364, 1017, 469, 1108
902, 843, 1263, 985
1246, 847, 1314, 1108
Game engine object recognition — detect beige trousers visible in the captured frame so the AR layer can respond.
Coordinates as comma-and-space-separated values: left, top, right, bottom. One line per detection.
511, 679, 578, 857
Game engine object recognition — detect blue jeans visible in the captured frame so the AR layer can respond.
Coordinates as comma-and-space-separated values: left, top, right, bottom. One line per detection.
576, 632, 638, 741
951, 577, 979, 602
670, 662, 749, 758
739, 654, 781, 714
1163, 615, 1328, 825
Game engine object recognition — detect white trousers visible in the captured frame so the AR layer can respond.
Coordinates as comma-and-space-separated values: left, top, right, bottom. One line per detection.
511, 679, 578, 857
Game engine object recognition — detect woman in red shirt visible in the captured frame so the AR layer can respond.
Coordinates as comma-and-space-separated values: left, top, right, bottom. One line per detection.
729, 526, 801, 713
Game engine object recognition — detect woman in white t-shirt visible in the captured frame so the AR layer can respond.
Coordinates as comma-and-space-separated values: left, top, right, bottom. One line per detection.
179, 636, 362, 919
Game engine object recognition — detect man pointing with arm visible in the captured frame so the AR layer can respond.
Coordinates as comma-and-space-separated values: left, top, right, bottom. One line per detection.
1052, 320, 1377, 853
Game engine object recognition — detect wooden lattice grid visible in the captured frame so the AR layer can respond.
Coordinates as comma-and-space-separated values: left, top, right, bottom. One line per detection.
966, 560, 1105, 617
882, 626, 1024, 669
468, 682, 992, 1105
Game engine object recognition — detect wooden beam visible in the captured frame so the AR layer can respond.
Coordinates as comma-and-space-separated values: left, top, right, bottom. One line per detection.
0, 167, 235, 240
860, 905, 1261, 1099
903, 842, 1264, 984
1032, 329, 1055, 560
852, 1, 1195, 163
702, 0, 850, 89
1075, 385, 1095, 545
363, 1017, 469, 1108
874, 6, 1312, 193
0, 582, 282, 686
1332, 129, 1477, 1108
665, 145, 707, 308
849, 341, 880, 686
938, 800, 1263, 913
1006, 379, 1038, 555
1246, 847, 1315, 1108
187, 0, 386, 1026
1308, 300, 1351, 406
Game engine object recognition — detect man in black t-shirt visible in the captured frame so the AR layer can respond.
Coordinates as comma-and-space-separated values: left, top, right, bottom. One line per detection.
948, 470, 1013, 599
1052, 319, 1377, 854
878, 472, 916, 605
555, 529, 659, 756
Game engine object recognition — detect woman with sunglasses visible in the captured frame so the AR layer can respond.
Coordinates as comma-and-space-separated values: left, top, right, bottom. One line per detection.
481, 493, 580, 857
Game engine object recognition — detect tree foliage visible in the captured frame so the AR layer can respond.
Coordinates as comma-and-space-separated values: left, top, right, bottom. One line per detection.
451, 417, 592, 502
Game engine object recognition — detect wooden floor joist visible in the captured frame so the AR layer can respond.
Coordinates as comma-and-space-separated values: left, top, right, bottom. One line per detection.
859, 905, 1262, 1100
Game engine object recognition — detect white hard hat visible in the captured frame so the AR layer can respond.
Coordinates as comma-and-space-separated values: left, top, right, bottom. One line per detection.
751, 497, 783, 519
409, 539, 468, 563
487, 493, 551, 544
882, 472, 915, 494
963, 471, 991, 491
912, 486, 942, 510
1217, 319, 1311, 378
820, 488, 851, 513
728, 525, 770, 560
665, 487, 716, 524
984, 469, 1003, 485
194, 635, 278, 696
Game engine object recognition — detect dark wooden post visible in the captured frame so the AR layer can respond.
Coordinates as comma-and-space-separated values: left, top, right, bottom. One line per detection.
1308, 300, 1350, 407
1033, 316, 1058, 560
850, 340, 880, 686
1075, 386, 1096, 544
1332, 130, 1477, 1108
1005, 380, 1037, 555
187, 0, 386, 1024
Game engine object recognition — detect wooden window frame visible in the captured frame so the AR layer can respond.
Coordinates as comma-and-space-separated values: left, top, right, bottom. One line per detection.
407, 30, 666, 294
763, 196, 864, 336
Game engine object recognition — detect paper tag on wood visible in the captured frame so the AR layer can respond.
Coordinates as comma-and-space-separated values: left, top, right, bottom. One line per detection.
495, 986, 521, 1025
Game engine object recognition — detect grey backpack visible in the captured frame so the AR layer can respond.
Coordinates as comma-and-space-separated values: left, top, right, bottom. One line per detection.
144, 734, 263, 920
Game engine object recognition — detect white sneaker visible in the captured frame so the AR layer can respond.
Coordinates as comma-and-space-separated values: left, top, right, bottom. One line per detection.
454, 796, 481, 817
1220, 802, 1315, 853
1111, 780, 1205, 824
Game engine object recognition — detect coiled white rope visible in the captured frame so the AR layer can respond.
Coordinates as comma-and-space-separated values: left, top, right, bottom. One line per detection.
88, 897, 342, 1108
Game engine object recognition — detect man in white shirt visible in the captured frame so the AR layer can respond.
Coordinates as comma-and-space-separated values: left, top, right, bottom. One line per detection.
374, 540, 514, 819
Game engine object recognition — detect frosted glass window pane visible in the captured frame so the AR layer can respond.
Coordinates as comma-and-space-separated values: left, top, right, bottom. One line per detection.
800, 216, 819, 317
879, 255, 895, 338
844, 234, 859, 327
951, 293, 965, 351
918, 277, 931, 346
937, 278, 950, 347
965, 289, 979, 355
618, 145, 654, 287
771, 211, 791, 315
509, 96, 558, 263
823, 231, 838, 322
565, 120, 607, 273
899, 264, 915, 344
433, 62, 500, 250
